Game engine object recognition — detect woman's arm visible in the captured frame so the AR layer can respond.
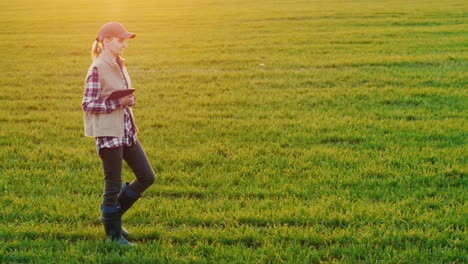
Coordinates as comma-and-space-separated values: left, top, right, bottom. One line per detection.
82, 67, 122, 114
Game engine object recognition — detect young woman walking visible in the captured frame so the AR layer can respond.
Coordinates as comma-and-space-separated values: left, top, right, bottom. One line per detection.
82, 22, 155, 245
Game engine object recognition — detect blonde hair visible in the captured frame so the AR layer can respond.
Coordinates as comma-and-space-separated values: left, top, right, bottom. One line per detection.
91, 40, 103, 61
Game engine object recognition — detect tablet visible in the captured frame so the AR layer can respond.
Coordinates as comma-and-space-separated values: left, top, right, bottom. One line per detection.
107, 89, 136, 100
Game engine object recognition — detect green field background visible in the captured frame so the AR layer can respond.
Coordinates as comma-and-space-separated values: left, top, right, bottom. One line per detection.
0, 0, 466, 263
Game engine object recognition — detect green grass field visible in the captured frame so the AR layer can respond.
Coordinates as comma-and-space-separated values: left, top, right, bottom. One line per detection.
0, 0, 466, 263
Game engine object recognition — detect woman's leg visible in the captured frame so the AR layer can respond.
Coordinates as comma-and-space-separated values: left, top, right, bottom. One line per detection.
99, 147, 124, 206
122, 140, 155, 194
117, 141, 155, 216
98, 147, 132, 245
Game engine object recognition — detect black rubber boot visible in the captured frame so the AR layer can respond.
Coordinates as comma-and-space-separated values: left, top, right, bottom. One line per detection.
118, 182, 142, 215
100, 204, 133, 245
100, 212, 133, 246
121, 226, 129, 239
117, 182, 141, 238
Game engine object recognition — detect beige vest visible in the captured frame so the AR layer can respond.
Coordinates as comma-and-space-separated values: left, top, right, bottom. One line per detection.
83, 52, 137, 137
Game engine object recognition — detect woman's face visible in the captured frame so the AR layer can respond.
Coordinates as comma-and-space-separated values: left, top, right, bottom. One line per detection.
104, 37, 127, 56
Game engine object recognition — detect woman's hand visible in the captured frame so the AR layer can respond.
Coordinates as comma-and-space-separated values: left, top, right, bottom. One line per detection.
120, 94, 136, 106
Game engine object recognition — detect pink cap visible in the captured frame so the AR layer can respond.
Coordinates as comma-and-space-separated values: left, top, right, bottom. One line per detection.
96, 22, 136, 42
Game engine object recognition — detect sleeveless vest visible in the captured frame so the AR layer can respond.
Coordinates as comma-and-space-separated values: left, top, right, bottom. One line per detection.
83, 52, 137, 137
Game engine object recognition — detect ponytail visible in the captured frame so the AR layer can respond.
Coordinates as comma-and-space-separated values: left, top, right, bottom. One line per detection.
91, 40, 103, 61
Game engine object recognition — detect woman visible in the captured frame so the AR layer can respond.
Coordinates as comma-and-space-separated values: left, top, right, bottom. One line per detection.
82, 22, 155, 245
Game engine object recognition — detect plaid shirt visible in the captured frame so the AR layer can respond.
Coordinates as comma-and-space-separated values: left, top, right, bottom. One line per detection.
82, 66, 137, 151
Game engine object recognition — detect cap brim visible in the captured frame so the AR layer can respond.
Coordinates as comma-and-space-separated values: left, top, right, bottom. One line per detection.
119, 32, 136, 39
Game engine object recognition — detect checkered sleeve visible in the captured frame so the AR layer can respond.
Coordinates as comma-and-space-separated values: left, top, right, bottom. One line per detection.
82, 67, 122, 113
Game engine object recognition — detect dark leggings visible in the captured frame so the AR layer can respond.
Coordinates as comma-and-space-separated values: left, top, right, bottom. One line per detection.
99, 141, 155, 206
